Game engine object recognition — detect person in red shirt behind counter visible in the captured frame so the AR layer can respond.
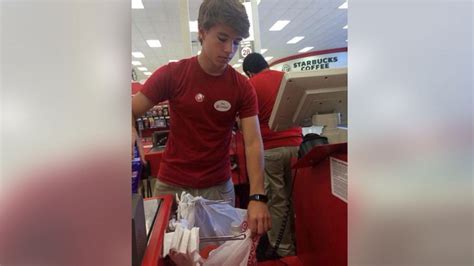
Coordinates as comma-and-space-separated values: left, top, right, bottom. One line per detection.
243, 53, 303, 256
132, 0, 271, 236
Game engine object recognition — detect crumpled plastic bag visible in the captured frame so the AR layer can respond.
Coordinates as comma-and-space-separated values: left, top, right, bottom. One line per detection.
166, 192, 259, 266
203, 228, 259, 266
176, 192, 246, 245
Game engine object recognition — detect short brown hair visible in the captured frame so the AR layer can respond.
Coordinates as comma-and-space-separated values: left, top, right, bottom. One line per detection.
198, 0, 250, 43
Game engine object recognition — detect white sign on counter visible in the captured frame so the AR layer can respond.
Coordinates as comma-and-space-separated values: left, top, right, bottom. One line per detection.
330, 157, 348, 203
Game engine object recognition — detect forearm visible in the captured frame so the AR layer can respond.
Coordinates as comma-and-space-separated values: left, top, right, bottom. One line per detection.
245, 138, 265, 195
239, 116, 271, 234
132, 93, 152, 162
132, 92, 155, 132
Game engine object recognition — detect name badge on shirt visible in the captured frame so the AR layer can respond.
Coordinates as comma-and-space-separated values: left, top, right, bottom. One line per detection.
214, 100, 231, 112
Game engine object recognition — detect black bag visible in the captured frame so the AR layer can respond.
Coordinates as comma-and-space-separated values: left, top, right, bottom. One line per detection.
298, 133, 329, 158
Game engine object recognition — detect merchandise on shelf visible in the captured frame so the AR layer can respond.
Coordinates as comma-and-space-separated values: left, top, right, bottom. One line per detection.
136, 104, 170, 138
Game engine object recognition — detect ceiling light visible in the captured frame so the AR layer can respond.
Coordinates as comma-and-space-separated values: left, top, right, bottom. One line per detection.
169, 59, 178, 62
146, 40, 161, 48
338, 2, 348, 9
269, 20, 290, 31
343, 25, 348, 29
298, 46, 314, 53
189, 21, 198, 32
144, 72, 152, 76
131, 61, 142, 66
132, 52, 145, 58
233, 64, 241, 68
137, 67, 148, 71
287, 36, 304, 44
132, 0, 144, 9
264, 56, 273, 61
260, 48, 268, 54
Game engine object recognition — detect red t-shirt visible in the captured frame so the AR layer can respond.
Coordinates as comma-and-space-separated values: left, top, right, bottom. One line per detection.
140, 56, 258, 188
249, 70, 302, 150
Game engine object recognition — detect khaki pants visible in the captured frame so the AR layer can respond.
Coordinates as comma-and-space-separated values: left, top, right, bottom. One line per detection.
264, 146, 298, 256
154, 178, 235, 207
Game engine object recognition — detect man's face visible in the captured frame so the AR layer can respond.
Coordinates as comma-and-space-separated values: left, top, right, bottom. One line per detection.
200, 23, 243, 70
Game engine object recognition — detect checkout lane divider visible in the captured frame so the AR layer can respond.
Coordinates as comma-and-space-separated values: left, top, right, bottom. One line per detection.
141, 194, 174, 266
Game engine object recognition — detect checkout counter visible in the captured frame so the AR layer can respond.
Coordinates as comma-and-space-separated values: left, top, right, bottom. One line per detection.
135, 142, 347, 266
261, 67, 348, 265
132, 194, 174, 266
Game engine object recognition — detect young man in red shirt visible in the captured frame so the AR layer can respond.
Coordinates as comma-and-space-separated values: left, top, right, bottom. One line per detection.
132, 0, 270, 235
243, 53, 303, 256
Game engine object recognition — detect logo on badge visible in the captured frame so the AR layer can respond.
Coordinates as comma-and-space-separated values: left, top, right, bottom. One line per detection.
195, 93, 205, 102
214, 100, 231, 112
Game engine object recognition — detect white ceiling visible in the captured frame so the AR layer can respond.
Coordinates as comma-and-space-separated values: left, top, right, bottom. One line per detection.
132, 0, 347, 82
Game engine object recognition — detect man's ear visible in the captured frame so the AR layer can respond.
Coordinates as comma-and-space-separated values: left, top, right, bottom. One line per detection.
198, 27, 206, 42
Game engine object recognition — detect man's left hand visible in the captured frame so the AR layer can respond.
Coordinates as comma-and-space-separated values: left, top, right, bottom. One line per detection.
247, 200, 271, 236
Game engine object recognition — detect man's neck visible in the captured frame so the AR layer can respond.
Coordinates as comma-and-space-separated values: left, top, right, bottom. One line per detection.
197, 53, 226, 76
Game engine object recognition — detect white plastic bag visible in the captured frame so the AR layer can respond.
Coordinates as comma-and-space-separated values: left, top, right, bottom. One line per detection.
173, 192, 260, 266
177, 192, 245, 241
194, 199, 246, 240
176, 192, 198, 226
203, 228, 259, 266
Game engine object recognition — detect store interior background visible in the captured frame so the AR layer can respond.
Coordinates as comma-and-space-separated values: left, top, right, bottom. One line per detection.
131, 0, 347, 83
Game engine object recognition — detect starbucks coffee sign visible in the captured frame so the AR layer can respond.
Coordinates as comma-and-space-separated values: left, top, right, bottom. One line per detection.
271, 51, 347, 72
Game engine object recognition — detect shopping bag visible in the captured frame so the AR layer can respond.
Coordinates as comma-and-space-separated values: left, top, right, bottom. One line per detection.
172, 193, 260, 266
194, 199, 245, 240
176, 192, 245, 241
203, 227, 259, 266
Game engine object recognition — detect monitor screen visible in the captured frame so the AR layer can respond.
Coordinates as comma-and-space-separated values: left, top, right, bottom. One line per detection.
269, 68, 348, 131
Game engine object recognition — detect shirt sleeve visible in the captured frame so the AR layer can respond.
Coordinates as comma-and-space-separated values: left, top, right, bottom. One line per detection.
238, 79, 259, 119
140, 64, 173, 104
